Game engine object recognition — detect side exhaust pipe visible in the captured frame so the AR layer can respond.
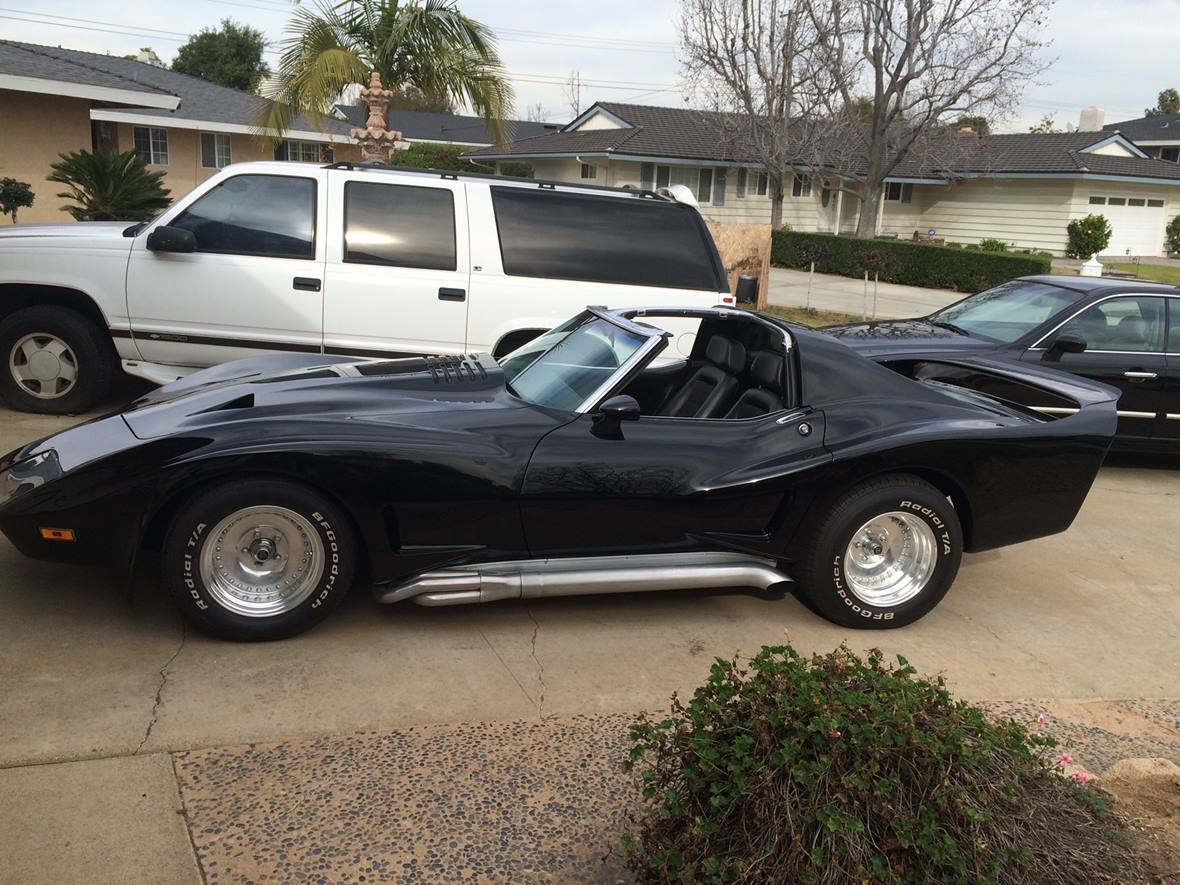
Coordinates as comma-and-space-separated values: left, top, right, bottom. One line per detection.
374, 552, 792, 607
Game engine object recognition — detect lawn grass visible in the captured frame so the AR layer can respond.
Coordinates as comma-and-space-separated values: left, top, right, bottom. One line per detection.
751, 304, 863, 328
1104, 262, 1180, 286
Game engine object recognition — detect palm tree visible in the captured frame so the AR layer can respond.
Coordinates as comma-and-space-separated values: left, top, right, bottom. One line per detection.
263, 0, 512, 144
47, 150, 171, 221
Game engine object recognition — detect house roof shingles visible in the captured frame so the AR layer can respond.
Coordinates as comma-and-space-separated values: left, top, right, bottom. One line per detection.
1, 40, 352, 138
1104, 114, 1180, 143
334, 106, 558, 144
468, 102, 1180, 184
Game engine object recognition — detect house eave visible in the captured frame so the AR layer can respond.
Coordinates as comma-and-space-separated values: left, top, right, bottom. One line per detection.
0, 73, 179, 110
89, 109, 356, 143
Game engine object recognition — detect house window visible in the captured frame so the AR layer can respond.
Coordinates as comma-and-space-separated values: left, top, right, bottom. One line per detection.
736, 168, 748, 197
1107, 197, 1126, 206
1148, 199, 1165, 207
91, 120, 117, 153
200, 133, 232, 169
653, 165, 712, 203
580, 163, 597, 180
275, 140, 329, 163
884, 182, 913, 203
792, 174, 812, 198
755, 172, 768, 196
1089, 196, 1106, 205
1128, 198, 1146, 207
133, 126, 168, 165
1161, 147, 1179, 163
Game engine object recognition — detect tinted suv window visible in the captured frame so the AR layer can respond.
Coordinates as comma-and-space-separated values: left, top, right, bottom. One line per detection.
344, 181, 456, 271
171, 175, 315, 259
490, 187, 721, 290
1059, 296, 1166, 352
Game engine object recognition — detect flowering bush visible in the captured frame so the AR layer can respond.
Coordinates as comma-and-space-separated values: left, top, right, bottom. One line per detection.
1066, 214, 1113, 258
624, 645, 1145, 883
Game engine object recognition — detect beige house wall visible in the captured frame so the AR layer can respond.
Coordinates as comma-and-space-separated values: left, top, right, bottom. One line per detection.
0, 90, 94, 224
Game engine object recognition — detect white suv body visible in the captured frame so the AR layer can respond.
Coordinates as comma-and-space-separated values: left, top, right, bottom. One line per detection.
0, 161, 733, 413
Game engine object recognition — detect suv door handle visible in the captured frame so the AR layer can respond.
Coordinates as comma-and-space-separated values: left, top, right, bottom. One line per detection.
1124, 370, 1158, 381
293, 277, 321, 292
438, 287, 466, 302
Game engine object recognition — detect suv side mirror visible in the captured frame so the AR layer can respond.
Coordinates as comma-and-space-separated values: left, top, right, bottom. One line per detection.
591, 394, 640, 439
146, 225, 197, 254
1045, 333, 1087, 359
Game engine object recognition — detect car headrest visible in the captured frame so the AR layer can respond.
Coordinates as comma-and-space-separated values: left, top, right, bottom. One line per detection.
748, 351, 782, 392
704, 336, 746, 374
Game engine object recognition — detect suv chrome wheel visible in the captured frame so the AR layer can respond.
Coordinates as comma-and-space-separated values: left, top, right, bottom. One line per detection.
9, 332, 79, 399
843, 511, 937, 607
199, 505, 325, 618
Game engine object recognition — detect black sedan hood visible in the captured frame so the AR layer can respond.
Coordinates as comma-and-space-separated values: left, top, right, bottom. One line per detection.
123, 352, 514, 439
822, 319, 995, 356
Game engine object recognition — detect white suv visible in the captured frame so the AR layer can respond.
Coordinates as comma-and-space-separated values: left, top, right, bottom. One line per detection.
0, 161, 734, 413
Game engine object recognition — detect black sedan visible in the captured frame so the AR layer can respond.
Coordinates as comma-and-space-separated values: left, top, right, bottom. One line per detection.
824, 275, 1180, 450
0, 306, 1115, 641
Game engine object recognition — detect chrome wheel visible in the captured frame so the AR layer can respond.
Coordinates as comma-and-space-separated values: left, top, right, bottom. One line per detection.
843, 511, 937, 607
199, 506, 324, 618
9, 333, 79, 399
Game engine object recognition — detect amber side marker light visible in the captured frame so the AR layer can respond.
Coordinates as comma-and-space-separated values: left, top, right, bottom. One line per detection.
39, 528, 76, 542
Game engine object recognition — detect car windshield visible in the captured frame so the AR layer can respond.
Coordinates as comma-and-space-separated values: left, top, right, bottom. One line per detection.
500, 312, 653, 412
928, 281, 1086, 343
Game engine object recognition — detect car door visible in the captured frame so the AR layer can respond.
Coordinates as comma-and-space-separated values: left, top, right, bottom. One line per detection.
1163, 297, 1180, 442
321, 172, 470, 358
1023, 294, 1168, 442
126, 169, 326, 366
520, 408, 828, 556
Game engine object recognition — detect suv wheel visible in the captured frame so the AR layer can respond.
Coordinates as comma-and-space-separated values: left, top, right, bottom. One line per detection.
0, 306, 116, 414
795, 475, 962, 628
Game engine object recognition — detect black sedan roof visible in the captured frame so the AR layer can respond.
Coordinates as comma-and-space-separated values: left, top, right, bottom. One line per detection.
1019, 274, 1180, 295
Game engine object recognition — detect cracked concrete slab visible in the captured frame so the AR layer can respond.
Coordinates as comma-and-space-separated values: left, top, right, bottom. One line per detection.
0, 753, 201, 885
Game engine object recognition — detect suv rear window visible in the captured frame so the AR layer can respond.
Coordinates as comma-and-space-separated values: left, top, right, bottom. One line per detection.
490, 187, 722, 291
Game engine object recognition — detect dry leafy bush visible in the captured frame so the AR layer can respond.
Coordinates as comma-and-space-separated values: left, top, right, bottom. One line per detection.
624, 645, 1147, 884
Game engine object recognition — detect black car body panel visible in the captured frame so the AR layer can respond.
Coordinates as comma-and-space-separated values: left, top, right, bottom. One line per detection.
0, 308, 1117, 592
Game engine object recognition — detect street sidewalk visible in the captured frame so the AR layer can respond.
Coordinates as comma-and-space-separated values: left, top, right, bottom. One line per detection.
768, 266, 962, 319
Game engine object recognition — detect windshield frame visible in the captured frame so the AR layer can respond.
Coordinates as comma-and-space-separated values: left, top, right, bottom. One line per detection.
925, 280, 1087, 345
503, 308, 668, 414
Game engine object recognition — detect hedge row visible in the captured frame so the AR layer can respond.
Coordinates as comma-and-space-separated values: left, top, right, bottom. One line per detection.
771, 230, 1052, 292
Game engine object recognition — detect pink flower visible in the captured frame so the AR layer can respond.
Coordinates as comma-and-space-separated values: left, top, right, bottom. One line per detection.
782, 627, 790, 639
1072, 771, 1091, 784
1059, 752, 1072, 765
1034, 713, 1047, 731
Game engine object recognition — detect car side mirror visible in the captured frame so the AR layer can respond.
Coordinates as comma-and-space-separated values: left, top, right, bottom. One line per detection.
591, 394, 640, 439
146, 225, 197, 254
1045, 333, 1087, 359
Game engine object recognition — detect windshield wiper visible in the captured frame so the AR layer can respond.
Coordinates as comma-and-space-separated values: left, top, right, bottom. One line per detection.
928, 320, 971, 336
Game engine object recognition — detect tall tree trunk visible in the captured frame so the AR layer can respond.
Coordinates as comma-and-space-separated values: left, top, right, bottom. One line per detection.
770, 176, 786, 229
855, 180, 882, 238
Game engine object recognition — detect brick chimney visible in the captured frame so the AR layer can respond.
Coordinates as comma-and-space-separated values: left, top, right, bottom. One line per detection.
1079, 107, 1105, 131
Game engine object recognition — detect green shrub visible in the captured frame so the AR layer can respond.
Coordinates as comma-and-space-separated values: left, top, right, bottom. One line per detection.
1066, 213, 1113, 258
387, 141, 471, 172
1166, 215, 1180, 254
624, 645, 1145, 884
0, 177, 34, 223
47, 150, 170, 222
498, 160, 535, 178
772, 230, 1051, 292
980, 238, 1009, 252
944, 241, 964, 249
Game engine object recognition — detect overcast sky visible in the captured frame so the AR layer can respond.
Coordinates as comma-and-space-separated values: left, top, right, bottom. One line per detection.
5, 0, 1176, 132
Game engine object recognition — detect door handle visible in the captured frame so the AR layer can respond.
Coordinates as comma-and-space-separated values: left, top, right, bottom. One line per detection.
293, 277, 321, 292
1124, 370, 1158, 381
438, 287, 466, 302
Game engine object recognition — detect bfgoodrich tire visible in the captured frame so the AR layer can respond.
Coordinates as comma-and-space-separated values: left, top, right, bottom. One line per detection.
0, 306, 117, 414
796, 475, 962, 629
163, 479, 356, 641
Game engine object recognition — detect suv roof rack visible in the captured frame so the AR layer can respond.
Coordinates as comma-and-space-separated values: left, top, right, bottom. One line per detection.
320, 160, 673, 201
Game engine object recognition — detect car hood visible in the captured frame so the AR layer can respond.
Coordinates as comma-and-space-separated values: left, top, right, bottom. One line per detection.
0, 221, 138, 241
121, 351, 520, 439
822, 318, 996, 356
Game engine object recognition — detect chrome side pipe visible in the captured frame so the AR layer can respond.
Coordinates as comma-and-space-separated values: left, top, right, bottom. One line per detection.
374, 552, 792, 607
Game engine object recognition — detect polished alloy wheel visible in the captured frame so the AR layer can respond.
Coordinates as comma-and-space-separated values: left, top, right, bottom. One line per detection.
199, 505, 325, 618
842, 511, 937, 607
9, 333, 79, 399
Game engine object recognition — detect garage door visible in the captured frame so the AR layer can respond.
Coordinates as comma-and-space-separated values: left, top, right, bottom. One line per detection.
1086, 195, 1166, 257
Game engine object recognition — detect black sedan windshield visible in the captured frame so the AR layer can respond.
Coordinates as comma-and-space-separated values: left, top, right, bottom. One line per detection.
928, 281, 1085, 343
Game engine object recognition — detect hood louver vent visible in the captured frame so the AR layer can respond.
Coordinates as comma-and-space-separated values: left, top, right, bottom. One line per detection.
426, 354, 488, 384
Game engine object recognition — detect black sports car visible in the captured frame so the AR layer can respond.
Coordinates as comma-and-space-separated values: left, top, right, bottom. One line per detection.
0, 306, 1116, 641
824, 275, 1180, 451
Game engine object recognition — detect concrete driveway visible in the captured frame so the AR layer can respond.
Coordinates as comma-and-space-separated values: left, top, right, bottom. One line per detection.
1, 389, 1178, 882
768, 266, 962, 318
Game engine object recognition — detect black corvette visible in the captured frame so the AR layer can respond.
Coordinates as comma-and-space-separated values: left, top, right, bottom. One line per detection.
825, 275, 1180, 451
0, 306, 1116, 640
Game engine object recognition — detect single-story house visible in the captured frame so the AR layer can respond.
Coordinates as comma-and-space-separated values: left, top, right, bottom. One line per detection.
334, 105, 559, 148
1104, 113, 1180, 164
466, 101, 1180, 257
1, 40, 361, 225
